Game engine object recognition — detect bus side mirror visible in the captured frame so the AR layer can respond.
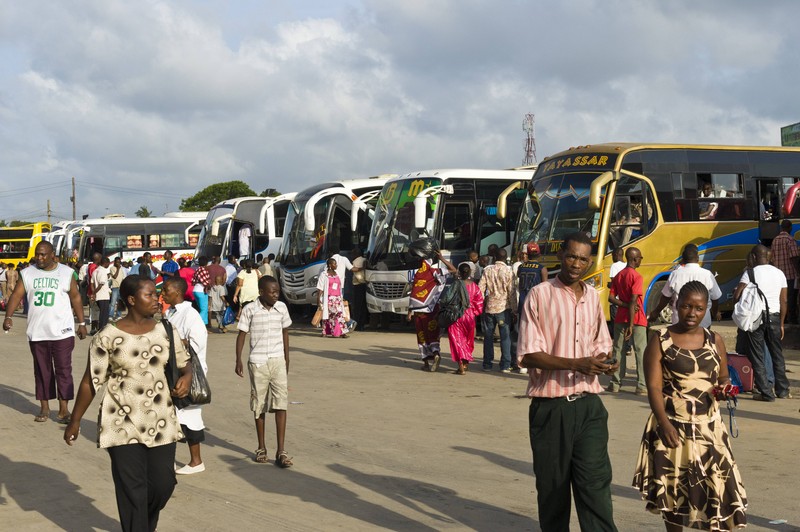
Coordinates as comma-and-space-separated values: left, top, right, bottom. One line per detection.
589, 171, 616, 210
211, 221, 220, 237
413, 196, 427, 229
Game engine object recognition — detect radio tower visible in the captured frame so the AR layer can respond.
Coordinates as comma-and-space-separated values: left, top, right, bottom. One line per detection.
522, 113, 537, 166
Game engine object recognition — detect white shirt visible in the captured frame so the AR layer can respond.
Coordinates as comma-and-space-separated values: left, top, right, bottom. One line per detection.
739, 264, 787, 314
662, 263, 723, 328
239, 226, 252, 257
320, 254, 353, 281
237, 300, 292, 364
92, 266, 111, 300
166, 301, 208, 429
21, 264, 76, 341
609, 261, 627, 280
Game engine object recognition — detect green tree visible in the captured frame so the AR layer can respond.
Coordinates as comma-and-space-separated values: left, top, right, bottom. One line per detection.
135, 206, 153, 218
179, 180, 256, 211
260, 188, 281, 197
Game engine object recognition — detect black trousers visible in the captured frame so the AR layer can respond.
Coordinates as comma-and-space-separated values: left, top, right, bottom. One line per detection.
352, 284, 368, 327
745, 313, 790, 399
97, 299, 110, 330
107, 442, 177, 532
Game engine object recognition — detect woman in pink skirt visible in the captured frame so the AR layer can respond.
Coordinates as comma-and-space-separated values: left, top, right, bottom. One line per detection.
315, 258, 349, 338
448, 262, 484, 374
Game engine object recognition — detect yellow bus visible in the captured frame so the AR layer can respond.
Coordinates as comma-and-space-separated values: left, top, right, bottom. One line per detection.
510, 143, 800, 320
0, 222, 52, 266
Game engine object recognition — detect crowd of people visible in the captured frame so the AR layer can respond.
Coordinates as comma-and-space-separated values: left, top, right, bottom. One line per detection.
4, 222, 800, 530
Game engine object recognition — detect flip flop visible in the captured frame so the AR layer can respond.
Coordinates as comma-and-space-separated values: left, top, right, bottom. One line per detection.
56, 415, 72, 425
34, 414, 48, 422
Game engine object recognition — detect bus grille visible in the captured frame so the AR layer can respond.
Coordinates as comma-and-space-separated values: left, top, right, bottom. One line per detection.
371, 282, 409, 300
281, 270, 306, 290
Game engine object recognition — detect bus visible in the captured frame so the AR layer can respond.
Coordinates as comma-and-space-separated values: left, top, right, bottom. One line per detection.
0, 222, 52, 266
364, 169, 534, 315
46, 221, 72, 258
276, 176, 393, 306
194, 194, 296, 264
60, 214, 206, 265
511, 142, 800, 320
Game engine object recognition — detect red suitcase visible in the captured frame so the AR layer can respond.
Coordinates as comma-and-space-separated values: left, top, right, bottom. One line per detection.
727, 352, 754, 392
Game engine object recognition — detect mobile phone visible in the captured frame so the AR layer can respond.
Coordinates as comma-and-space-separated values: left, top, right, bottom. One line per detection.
605, 358, 617, 365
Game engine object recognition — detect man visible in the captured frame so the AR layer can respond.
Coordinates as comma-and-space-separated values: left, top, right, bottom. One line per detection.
699, 181, 718, 220
769, 219, 799, 324
225, 254, 240, 311
108, 256, 126, 321
258, 254, 275, 278
467, 250, 482, 282
2, 242, 87, 422
350, 248, 368, 331
4, 264, 20, 312
155, 249, 180, 281
607, 247, 647, 394
0, 262, 7, 302
86, 252, 102, 334
91, 257, 112, 331
647, 243, 722, 327
517, 231, 618, 531
734, 245, 791, 402
136, 252, 156, 280
206, 256, 227, 288
479, 248, 515, 372
238, 224, 252, 260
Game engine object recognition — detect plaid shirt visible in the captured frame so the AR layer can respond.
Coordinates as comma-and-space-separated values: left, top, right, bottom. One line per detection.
191, 266, 211, 288
770, 231, 799, 280
479, 262, 515, 314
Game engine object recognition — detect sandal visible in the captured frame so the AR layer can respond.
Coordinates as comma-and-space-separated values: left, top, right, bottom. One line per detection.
275, 451, 293, 468
56, 414, 72, 425
254, 448, 269, 464
430, 353, 441, 373
34, 413, 49, 423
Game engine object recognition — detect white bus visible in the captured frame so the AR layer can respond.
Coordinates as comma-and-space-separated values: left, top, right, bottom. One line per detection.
276, 176, 393, 306
59, 214, 206, 264
364, 169, 534, 315
193, 194, 295, 264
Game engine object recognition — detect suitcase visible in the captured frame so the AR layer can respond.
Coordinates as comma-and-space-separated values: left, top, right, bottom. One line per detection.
727, 352, 754, 392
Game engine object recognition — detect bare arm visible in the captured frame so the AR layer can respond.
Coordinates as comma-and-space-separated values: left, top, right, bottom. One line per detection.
780, 286, 787, 339
647, 293, 671, 323
68, 277, 88, 339
233, 277, 243, 302
541, 267, 548, 282
283, 329, 290, 373
64, 358, 96, 445
235, 331, 247, 377
643, 332, 679, 448
519, 351, 615, 376
2, 280, 26, 330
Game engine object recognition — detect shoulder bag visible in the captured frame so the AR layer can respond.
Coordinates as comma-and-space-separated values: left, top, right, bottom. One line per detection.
162, 319, 212, 408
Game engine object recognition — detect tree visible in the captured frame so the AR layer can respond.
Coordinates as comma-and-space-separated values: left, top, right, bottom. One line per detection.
260, 188, 282, 197
135, 206, 153, 218
179, 180, 256, 211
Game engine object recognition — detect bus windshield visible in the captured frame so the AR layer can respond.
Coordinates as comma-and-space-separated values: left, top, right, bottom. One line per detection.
367, 178, 442, 270
196, 205, 234, 259
514, 172, 605, 253
278, 196, 331, 268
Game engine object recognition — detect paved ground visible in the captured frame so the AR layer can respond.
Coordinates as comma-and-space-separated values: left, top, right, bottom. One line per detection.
1, 315, 799, 531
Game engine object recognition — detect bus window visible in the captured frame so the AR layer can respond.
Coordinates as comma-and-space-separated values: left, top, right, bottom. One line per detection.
127, 235, 143, 249
695, 173, 746, 221
477, 204, 509, 254
608, 177, 654, 248
441, 202, 473, 251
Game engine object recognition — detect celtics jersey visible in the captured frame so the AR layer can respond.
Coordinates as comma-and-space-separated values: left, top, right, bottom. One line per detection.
21, 263, 76, 341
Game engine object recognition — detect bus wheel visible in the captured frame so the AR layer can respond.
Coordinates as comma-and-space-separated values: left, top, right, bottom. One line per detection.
646, 280, 671, 324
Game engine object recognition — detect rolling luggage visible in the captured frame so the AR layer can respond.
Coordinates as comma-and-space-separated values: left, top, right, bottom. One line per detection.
727, 352, 754, 392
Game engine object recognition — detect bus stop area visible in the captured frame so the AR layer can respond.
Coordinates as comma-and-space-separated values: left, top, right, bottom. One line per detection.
1, 318, 798, 531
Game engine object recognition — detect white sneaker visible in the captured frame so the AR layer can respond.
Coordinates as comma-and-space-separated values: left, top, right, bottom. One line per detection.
175, 463, 205, 475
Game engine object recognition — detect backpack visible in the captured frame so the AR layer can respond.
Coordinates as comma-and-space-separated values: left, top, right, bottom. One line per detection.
437, 279, 470, 329
732, 268, 768, 332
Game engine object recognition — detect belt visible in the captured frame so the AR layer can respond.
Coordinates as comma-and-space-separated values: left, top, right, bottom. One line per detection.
531, 392, 592, 402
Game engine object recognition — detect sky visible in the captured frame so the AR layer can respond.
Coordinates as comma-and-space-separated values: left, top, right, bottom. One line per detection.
1, 0, 798, 221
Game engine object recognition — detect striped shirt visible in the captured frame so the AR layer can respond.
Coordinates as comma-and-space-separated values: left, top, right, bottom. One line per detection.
516, 277, 612, 398
770, 231, 799, 280
237, 300, 292, 364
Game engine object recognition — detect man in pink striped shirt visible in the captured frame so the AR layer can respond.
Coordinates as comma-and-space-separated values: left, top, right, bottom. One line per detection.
517, 231, 619, 531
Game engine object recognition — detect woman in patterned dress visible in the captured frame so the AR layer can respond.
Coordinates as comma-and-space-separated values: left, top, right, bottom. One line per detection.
65, 275, 192, 532
316, 258, 349, 338
448, 262, 484, 374
633, 281, 747, 531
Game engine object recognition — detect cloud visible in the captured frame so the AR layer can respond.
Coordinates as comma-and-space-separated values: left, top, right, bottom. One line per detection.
0, 0, 798, 221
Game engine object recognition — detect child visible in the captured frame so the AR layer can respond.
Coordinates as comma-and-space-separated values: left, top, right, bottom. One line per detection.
209, 275, 228, 333
235, 275, 293, 467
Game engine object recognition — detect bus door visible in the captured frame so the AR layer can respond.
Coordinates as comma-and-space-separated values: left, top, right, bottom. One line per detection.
440, 200, 474, 262
607, 174, 656, 251
755, 179, 781, 243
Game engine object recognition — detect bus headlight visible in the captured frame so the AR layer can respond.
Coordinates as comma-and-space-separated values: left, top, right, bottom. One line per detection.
366, 283, 375, 295
307, 274, 319, 287
584, 272, 603, 288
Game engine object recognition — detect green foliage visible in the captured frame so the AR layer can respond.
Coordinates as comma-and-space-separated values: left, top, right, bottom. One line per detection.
260, 188, 281, 197
180, 180, 257, 211
135, 206, 153, 218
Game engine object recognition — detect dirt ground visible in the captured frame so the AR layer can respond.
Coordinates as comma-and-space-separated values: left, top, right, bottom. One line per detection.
1, 315, 799, 531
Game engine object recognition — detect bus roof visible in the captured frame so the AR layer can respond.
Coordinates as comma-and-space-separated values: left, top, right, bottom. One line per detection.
389, 168, 535, 182
541, 142, 800, 164
64, 215, 206, 228
207, 194, 296, 210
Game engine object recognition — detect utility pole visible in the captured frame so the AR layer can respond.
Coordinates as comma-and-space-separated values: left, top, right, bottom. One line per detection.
522, 113, 537, 166
47, 199, 51, 224
70, 177, 76, 220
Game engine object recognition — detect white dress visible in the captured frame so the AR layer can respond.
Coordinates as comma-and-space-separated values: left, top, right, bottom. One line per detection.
167, 301, 208, 430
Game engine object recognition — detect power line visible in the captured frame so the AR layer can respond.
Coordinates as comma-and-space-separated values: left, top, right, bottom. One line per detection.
0, 183, 70, 198
78, 180, 186, 199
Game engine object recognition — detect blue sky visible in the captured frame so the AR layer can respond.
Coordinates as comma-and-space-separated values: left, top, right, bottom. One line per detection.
0, 0, 798, 221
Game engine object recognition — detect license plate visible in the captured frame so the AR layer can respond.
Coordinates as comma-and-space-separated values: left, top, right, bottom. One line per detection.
382, 302, 393, 312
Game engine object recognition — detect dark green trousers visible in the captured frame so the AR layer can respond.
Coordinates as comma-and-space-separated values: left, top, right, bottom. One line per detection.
529, 394, 617, 532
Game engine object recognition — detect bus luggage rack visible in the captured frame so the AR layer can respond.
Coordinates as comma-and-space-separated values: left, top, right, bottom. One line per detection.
371, 281, 409, 300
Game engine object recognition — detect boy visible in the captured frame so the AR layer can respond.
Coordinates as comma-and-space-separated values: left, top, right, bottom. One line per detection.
209, 275, 228, 333
235, 276, 293, 467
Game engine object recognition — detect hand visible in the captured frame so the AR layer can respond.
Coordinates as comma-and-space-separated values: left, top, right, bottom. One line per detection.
64, 421, 80, 446
235, 359, 244, 378
77, 324, 87, 340
781, 325, 785, 340
406, 311, 413, 322
573, 354, 616, 376
624, 325, 633, 340
2, 317, 11, 332
233, 295, 239, 304
172, 374, 191, 398
657, 421, 680, 448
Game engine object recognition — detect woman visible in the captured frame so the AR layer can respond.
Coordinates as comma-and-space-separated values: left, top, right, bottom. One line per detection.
162, 276, 208, 475
177, 258, 195, 302
191, 256, 212, 327
448, 262, 484, 374
633, 281, 747, 531
64, 275, 192, 532
316, 258, 349, 338
233, 258, 260, 319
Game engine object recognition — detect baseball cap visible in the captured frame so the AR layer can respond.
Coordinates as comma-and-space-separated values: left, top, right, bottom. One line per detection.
526, 242, 540, 255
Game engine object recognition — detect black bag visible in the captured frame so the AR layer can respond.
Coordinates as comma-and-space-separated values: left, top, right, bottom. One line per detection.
162, 320, 211, 409
437, 279, 469, 329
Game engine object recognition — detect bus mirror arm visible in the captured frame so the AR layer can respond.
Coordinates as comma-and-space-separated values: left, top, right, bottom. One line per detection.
413, 185, 454, 229
589, 171, 617, 210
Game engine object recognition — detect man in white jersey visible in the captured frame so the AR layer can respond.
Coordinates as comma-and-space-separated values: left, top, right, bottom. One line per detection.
3, 242, 87, 423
